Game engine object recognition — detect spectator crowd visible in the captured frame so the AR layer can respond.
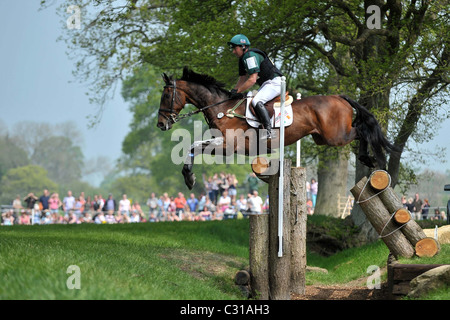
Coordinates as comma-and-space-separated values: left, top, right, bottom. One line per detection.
401, 193, 447, 221
1, 172, 273, 226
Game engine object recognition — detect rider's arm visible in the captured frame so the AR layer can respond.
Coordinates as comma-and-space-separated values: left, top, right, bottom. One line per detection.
235, 73, 258, 93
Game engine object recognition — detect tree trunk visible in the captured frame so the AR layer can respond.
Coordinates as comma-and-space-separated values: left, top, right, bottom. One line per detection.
315, 147, 349, 217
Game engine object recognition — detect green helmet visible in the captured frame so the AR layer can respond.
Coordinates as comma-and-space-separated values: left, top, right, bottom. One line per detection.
227, 34, 251, 47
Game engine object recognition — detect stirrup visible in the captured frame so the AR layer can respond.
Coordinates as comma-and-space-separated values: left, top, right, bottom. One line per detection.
260, 128, 276, 140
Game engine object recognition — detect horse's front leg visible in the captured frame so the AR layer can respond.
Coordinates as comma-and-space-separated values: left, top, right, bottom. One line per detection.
182, 137, 224, 190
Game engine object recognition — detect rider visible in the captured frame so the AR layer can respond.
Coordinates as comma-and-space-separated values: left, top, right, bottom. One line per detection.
228, 34, 284, 139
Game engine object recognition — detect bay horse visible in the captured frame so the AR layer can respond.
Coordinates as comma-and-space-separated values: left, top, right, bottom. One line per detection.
157, 67, 396, 189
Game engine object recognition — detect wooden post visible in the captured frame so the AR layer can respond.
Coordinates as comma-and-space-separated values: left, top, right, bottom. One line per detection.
268, 159, 291, 300
350, 176, 415, 258
249, 214, 269, 299
289, 167, 307, 295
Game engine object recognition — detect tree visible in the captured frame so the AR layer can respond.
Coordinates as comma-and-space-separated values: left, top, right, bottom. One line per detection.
0, 165, 58, 204
31, 136, 84, 185
0, 135, 30, 181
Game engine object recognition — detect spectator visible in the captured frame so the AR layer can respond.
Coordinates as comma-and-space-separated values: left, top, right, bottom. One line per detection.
73, 196, 85, 220
119, 194, 131, 216
236, 194, 247, 216
94, 211, 106, 224
48, 193, 61, 215
66, 210, 78, 224
412, 193, 423, 220
1, 210, 14, 226
310, 178, 318, 208
147, 193, 159, 219
199, 206, 212, 221
24, 193, 38, 214
174, 192, 187, 220
63, 191, 76, 215
132, 201, 145, 222
19, 211, 30, 225
262, 195, 269, 213
97, 194, 105, 212
12, 195, 23, 216
211, 174, 220, 204
130, 210, 140, 223
246, 172, 259, 193
422, 199, 430, 220
39, 189, 50, 211
105, 211, 116, 224
187, 193, 199, 213
103, 194, 116, 214
218, 190, 231, 212
405, 197, 414, 214
306, 198, 313, 215
247, 190, 263, 214
228, 174, 238, 202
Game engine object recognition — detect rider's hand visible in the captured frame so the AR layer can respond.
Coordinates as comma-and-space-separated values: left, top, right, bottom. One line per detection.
229, 89, 244, 99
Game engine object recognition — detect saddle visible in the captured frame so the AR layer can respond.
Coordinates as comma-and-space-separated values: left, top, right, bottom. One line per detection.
248, 92, 293, 118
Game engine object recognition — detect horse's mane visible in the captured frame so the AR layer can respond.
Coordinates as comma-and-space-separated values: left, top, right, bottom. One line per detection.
180, 67, 230, 97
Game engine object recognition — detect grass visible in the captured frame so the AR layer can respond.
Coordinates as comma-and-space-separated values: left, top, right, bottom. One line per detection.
0, 220, 249, 300
1, 217, 448, 300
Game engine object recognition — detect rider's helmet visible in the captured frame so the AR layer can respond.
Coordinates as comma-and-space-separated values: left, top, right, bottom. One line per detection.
227, 34, 251, 48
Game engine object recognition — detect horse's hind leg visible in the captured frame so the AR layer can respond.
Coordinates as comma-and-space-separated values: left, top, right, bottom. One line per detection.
357, 135, 375, 168
182, 137, 225, 189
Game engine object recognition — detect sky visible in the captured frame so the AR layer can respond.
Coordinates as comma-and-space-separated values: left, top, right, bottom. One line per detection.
0, 2, 449, 183
0, 2, 132, 180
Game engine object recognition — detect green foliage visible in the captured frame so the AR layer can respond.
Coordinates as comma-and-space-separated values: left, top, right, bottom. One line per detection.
0, 165, 58, 204
0, 135, 29, 180
31, 136, 84, 185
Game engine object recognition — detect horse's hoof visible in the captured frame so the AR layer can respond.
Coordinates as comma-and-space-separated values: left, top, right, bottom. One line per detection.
186, 173, 196, 190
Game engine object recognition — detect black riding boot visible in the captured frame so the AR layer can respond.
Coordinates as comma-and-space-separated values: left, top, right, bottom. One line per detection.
254, 102, 275, 139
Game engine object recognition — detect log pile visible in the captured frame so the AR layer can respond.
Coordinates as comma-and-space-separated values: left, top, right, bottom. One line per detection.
350, 170, 440, 259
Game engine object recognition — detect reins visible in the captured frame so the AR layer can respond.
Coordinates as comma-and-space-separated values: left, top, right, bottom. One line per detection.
160, 80, 234, 124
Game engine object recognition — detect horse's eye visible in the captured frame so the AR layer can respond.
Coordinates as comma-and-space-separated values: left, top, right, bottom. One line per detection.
164, 93, 170, 99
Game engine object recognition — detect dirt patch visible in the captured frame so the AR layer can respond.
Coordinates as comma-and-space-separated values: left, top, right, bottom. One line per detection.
160, 249, 247, 281
292, 284, 392, 300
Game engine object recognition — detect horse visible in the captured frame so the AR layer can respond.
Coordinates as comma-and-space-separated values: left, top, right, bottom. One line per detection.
157, 67, 396, 190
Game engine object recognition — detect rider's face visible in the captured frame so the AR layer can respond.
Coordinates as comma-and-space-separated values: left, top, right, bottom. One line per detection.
232, 45, 245, 58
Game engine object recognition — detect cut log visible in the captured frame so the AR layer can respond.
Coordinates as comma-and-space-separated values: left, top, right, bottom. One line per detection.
350, 176, 415, 258
370, 170, 390, 191
394, 208, 411, 224
251, 157, 270, 175
376, 182, 427, 246
415, 237, 440, 258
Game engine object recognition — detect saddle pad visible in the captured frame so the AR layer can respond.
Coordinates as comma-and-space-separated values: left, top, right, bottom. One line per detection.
245, 98, 294, 128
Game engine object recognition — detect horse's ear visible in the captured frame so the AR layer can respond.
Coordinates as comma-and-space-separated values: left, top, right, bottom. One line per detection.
162, 73, 171, 85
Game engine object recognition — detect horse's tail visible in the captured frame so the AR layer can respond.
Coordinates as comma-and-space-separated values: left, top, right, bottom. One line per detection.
339, 95, 398, 169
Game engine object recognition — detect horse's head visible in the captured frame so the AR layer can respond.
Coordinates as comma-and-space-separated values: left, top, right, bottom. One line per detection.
157, 73, 187, 131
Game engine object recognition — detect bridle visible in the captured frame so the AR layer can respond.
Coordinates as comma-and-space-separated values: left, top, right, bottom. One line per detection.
158, 79, 234, 125
158, 79, 180, 124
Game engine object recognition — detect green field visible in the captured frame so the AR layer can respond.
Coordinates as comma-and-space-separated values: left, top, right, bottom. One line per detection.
0, 218, 448, 300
